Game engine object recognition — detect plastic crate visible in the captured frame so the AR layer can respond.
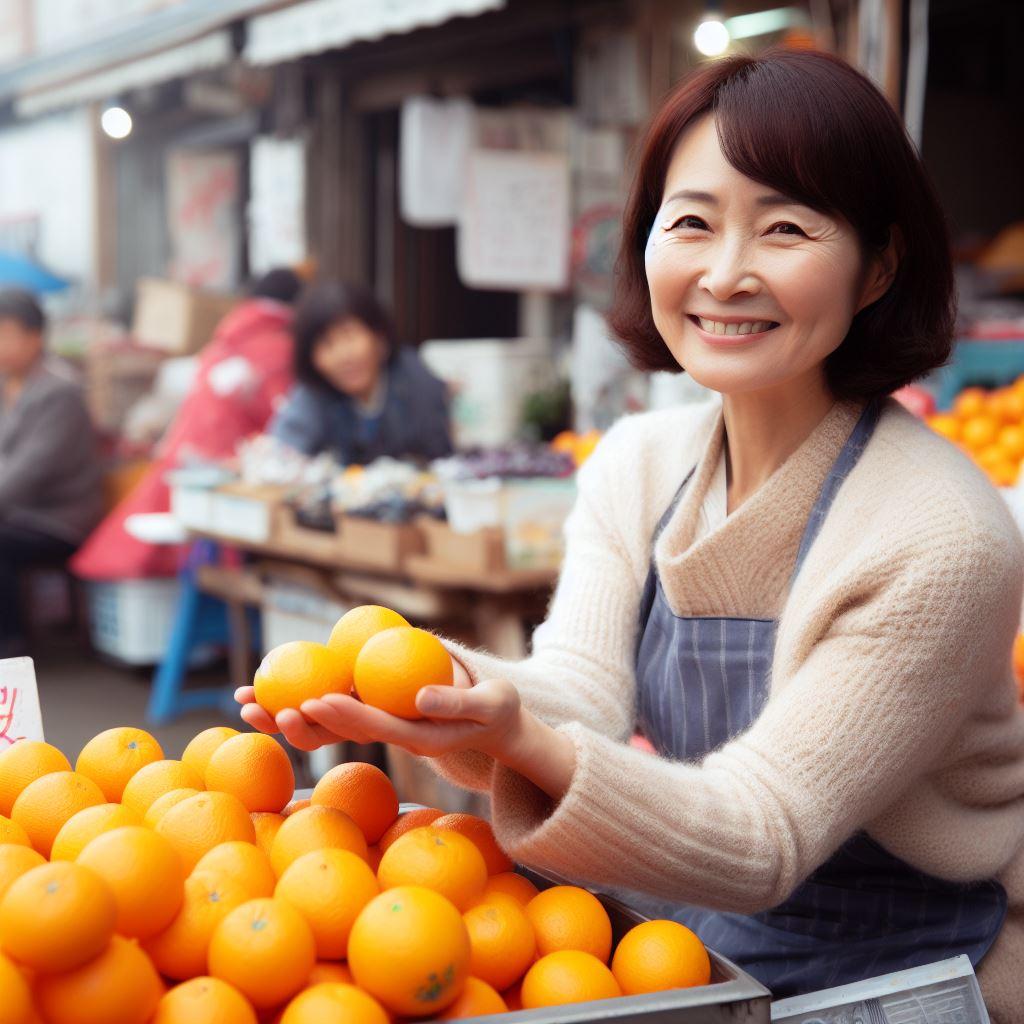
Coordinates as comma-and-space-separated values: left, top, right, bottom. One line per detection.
86, 579, 183, 666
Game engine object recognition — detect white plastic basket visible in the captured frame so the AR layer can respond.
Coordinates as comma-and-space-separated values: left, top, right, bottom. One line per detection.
86, 579, 183, 666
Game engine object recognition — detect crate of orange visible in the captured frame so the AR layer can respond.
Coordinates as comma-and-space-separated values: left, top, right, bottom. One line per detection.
0, 604, 770, 1023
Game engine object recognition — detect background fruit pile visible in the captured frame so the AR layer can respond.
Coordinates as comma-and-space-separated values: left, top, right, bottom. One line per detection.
0, 730, 712, 1024
925, 379, 1024, 487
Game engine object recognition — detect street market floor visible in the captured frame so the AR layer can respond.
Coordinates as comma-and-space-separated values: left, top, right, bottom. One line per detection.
31, 632, 241, 761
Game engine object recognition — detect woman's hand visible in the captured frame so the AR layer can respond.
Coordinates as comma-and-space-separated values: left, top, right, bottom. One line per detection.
234, 654, 577, 800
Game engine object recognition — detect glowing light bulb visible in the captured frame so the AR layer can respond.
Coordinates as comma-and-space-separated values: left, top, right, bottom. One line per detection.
101, 106, 133, 139
694, 18, 730, 57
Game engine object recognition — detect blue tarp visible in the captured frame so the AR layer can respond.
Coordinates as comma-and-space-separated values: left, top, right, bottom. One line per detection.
0, 251, 71, 293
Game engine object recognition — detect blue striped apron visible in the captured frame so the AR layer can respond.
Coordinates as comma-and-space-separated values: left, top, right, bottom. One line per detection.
634, 402, 1007, 997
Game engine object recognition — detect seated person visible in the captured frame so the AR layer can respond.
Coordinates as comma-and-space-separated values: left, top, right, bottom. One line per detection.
0, 289, 103, 655
271, 282, 453, 464
72, 267, 302, 581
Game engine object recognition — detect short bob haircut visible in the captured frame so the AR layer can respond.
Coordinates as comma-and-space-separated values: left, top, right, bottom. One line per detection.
293, 282, 398, 391
608, 49, 955, 401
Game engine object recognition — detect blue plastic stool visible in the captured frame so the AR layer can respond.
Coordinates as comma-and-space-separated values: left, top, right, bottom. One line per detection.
146, 540, 258, 725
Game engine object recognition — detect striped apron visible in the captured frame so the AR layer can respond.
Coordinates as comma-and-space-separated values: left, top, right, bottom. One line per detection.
634, 402, 1007, 997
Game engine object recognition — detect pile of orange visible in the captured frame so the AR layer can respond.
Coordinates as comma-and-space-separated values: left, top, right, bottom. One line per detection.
926, 379, 1024, 487
0, 726, 712, 1022
254, 604, 455, 721
551, 429, 602, 468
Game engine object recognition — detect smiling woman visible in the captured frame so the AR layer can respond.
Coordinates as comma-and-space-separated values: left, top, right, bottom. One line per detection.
239, 49, 1024, 1022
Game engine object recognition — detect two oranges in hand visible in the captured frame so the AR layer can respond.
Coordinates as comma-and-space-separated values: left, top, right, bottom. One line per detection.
253, 604, 455, 722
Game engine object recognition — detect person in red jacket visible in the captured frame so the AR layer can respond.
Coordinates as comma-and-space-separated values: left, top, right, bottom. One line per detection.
72, 268, 302, 580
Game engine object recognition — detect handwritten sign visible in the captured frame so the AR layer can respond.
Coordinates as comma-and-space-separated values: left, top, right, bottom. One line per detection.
0, 658, 44, 746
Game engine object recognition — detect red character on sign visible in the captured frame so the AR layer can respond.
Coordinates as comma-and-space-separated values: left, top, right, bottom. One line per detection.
0, 686, 22, 747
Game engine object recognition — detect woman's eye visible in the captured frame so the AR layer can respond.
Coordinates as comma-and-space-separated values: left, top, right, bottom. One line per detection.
670, 215, 709, 231
768, 222, 806, 236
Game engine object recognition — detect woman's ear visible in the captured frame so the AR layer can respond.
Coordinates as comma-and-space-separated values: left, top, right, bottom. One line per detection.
856, 225, 903, 313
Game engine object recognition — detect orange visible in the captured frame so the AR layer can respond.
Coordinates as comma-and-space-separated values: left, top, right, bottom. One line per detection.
195, 841, 277, 898
0, 815, 29, 848
35, 934, 164, 1024
438, 976, 508, 1019
280, 983, 389, 1024
275, 848, 379, 959
999, 425, 1024, 460
75, 727, 163, 802
0, 861, 116, 972
0, 951, 32, 1024
379, 807, 444, 852
156, 791, 257, 873
76, 825, 184, 939
953, 387, 988, 419
611, 919, 711, 993
269, 805, 368, 877
503, 980, 523, 1010
253, 641, 353, 717
378, 827, 487, 911
181, 726, 240, 778
961, 415, 1001, 451
348, 885, 471, 1016
121, 759, 205, 819
10, 770, 105, 857
353, 627, 454, 719
307, 961, 353, 985
151, 976, 257, 1024
142, 869, 253, 980
463, 896, 537, 990
0, 740, 71, 817
976, 445, 1005, 471
483, 871, 540, 906
994, 389, 1024, 424
283, 798, 310, 817
51, 803, 139, 861
204, 734, 295, 814
208, 897, 316, 1009
433, 814, 514, 875
367, 843, 383, 872
1013, 633, 1024, 690
522, 950, 621, 1007
143, 788, 202, 829
990, 460, 1020, 488
925, 414, 960, 442
328, 605, 410, 675
526, 886, 613, 961
251, 812, 285, 855
0, 845, 44, 901
311, 762, 399, 844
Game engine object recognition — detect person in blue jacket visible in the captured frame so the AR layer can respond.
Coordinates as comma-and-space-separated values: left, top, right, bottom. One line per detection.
271, 282, 453, 465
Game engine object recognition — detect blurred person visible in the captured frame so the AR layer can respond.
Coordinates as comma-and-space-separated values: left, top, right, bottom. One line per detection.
271, 282, 453, 464
72, 268, 303, 581
0, 289, 103, 655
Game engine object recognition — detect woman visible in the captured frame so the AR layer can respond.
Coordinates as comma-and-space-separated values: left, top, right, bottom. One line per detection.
270, 282, 453, 465
238, 51, 1024, 1016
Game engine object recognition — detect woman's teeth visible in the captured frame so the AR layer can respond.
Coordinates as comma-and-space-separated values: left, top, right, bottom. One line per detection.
695, 317, 777, 336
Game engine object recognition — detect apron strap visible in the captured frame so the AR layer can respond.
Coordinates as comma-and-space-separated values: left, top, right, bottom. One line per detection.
789, 400, 881, 586
638, 466, 697, 627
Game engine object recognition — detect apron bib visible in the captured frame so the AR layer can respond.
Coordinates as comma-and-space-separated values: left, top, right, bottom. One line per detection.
633, 403, 1007, 997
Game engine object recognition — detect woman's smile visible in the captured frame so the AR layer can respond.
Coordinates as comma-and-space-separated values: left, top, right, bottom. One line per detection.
686, 313, 780, 347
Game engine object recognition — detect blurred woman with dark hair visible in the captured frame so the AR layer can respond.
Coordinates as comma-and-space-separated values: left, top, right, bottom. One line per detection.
270, 282, 452, 464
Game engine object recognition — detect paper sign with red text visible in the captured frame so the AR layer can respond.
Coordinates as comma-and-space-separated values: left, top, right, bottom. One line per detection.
0, 658, 44, 746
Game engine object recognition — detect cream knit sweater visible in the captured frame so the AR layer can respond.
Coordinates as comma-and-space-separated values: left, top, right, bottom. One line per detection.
434, 399, 1024, 1020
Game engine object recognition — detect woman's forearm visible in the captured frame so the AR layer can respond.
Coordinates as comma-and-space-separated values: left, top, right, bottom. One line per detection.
497, 711, 578, 803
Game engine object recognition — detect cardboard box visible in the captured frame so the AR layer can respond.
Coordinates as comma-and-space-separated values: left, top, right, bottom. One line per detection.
277, 506, 345, 564
210, 483, 288, 544
417, 516, 505, 574
334, 515, 425, 573
132, 278, 239, 355
85, 344, 166, 434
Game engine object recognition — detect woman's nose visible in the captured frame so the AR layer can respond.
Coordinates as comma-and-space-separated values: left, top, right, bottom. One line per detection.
698, 238, 760, 301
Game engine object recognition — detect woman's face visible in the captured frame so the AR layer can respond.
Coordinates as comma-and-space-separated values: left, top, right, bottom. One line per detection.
645, 115, 883, 398
312, 317, 386, 399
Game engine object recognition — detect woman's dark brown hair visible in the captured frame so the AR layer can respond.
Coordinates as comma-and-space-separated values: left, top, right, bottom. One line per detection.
608, 49, 955, 400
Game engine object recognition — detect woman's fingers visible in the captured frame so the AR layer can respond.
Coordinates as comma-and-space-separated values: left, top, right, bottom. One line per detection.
234, 685, 256, 705
416, 677, 518, 723
240, 702, 279, 734
275, 708, 337, 751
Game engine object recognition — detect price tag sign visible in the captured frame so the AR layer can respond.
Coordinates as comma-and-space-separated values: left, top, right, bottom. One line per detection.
0, 657, 44, 746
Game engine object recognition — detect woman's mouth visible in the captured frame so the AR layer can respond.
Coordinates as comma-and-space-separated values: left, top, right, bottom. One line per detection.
687, 314, 780, 338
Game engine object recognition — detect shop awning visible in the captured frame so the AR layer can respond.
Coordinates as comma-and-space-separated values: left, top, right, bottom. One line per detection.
244, 0, 506, 66
15, 32, 234, 117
